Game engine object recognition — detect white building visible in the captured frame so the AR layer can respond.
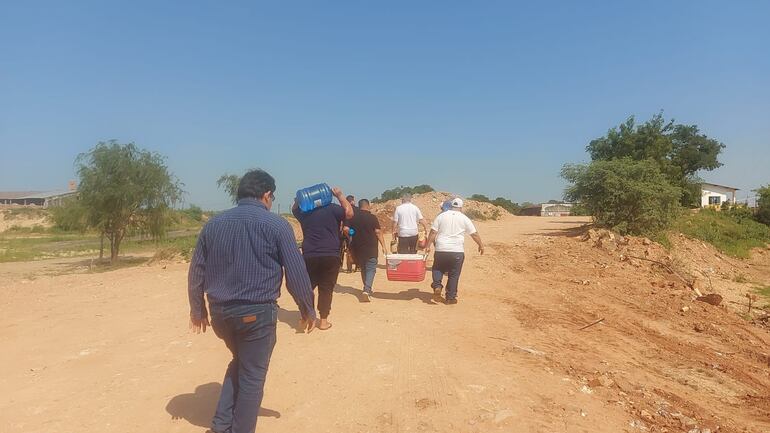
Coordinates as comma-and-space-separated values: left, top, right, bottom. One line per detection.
700, 182, 738, 207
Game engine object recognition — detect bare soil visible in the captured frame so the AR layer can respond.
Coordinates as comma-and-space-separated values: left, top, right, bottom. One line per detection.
2, 215, 769, 433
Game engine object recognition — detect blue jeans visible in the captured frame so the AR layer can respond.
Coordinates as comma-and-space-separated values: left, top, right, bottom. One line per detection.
209, 302, 278, 433
359, 256, 378, 294
431, 252, 465, 300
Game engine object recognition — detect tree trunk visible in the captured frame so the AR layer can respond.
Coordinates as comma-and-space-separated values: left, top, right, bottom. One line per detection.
99, 233, 105, 260
110, 230, 124, 264
109, 235, 116, 264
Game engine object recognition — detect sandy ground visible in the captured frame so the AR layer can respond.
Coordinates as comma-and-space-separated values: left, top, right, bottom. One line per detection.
2, 216, 770, 433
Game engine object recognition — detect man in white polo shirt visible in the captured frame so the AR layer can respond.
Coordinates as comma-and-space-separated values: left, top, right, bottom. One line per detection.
424, 198, 484, 304
392, 193, 429, 254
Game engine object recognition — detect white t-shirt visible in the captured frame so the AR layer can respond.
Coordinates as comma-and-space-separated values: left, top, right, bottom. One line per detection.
393, 202, 424, 237
431, 210, 477, 253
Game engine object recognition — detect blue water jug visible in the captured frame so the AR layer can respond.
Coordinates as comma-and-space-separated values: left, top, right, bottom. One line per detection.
296, 183, 333, 213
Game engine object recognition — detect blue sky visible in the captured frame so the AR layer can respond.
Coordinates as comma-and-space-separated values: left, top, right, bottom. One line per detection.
1, 1, 768, 210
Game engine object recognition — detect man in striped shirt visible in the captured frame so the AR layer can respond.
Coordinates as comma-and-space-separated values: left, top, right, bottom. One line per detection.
188, 169, 316, 433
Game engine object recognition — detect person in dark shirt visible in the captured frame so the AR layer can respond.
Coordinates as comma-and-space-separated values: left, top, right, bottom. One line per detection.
347, 198, 388, 301
188, 169, 316, 433
292, 186, 354, 330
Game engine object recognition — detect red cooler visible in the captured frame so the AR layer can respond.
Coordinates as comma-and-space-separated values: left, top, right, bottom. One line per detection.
385, 254, 427, 282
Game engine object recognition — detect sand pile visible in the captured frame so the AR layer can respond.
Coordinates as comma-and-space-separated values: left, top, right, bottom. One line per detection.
369, 192, 509, 231
0, 208, 52, 232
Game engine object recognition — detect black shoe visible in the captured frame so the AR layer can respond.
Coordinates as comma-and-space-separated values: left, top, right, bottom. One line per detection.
445, 298, 458, 305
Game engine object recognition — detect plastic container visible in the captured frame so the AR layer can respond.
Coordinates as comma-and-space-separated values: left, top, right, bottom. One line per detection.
385, 253, 427, 282
296, 183, 333, 213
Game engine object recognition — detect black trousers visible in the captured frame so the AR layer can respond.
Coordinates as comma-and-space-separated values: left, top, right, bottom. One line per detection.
304, 256, 341, 319
397, 235, 418, 254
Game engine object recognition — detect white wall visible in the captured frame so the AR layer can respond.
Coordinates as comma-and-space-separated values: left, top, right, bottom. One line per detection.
701, 185, 736, 207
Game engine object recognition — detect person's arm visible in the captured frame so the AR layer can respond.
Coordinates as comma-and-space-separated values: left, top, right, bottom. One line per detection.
470, 232, 485, 255
375, 228, 388, 255
419, 218, 429, 235
391, 210, 399, 241
333, 187, 354, 220
188, 228, 209, 333
277, 220, 317, 332
424, 229, 437, 255
465, 216, 484, 255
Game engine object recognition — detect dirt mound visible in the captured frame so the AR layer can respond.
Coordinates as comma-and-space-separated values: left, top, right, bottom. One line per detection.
486, 226, 770, 432
369, 191, 509, 231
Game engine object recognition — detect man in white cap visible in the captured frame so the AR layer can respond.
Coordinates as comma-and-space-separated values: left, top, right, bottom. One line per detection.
392, 193, 429, 254
424, 197, 484, 304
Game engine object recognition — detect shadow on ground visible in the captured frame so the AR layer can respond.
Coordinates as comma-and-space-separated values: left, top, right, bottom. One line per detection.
166, 382, 280, 428
526, 223, 591, 238
277, 306, 304, 333
336, 284, 437, 305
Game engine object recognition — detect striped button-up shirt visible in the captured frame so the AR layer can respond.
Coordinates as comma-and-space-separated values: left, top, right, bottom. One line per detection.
188, 198, 315, 321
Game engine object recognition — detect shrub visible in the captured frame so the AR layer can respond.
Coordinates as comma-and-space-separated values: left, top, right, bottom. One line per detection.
181, 205, 204, 222
756, 185, 770, 226
673, 208, 770, 258
464, 209, 500, 221
373, 185, 434, 203
561, 158, 682, 235
50, 200, 89, 232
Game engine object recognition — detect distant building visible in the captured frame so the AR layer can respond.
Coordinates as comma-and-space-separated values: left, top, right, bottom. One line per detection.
700, 182, 738, 207
520, 203, 573, 216
0, 183, 78, 208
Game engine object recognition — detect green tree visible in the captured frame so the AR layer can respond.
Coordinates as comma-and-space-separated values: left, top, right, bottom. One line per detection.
217, 173, 241, 204
76, 140, 183, 263
586, 113, 725, 207
561, 158, 682, 235
756, 185, 770, 226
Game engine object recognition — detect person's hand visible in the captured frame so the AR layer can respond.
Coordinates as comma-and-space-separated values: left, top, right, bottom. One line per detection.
424, 245, 431, 255
332, 187, 344, 198
189, 316, 210, 334
300, 316, 316, 333
478, 244, 485, 255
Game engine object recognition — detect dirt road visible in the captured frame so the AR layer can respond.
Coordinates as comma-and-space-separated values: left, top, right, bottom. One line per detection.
2, 216, 769, 433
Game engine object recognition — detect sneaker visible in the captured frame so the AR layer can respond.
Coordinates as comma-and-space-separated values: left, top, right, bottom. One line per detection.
363, 291, 372, 302
445, 298, 458, 305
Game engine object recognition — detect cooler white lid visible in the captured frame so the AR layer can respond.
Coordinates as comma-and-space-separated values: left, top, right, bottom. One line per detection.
385, 254, 425, 260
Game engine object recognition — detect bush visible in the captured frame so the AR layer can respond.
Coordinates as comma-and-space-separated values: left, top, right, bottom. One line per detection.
673, 208, 770, 258
561, 158, 682, 235
50, 200, 89, 232
181, 205, 204, 222
373, 185, 434, 203
464, 208, 500, 221
469, 194, 523, 214
756, 185, 770, 226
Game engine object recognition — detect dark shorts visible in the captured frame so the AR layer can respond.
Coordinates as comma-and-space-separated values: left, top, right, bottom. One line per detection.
397, 235, 418, 254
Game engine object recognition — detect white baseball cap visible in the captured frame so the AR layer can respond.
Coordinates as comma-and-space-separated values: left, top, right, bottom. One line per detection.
451, 198, 464, 208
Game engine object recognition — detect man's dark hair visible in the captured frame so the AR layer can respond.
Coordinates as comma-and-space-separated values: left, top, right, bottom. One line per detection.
358, 198, 370, 207
237, 169, 276, 200
346, 195, 355, 202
